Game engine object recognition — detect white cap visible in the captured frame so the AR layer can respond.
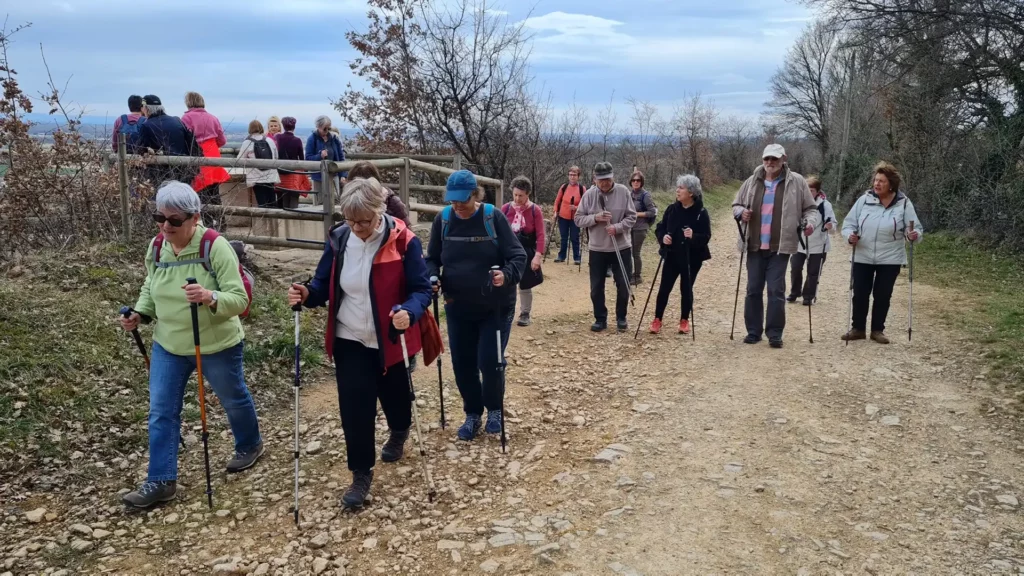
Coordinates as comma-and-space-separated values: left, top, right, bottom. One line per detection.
762, 143, 786, 159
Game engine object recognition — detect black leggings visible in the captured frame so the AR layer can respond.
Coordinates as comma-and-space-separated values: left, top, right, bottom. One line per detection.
654, 258, 703, 321
851, 263, 901, 332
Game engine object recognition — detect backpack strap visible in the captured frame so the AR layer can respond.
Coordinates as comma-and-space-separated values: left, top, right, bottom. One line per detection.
152, 234, 165, 264
120, 114, 131, 127
197, 228, 220, 275
441, 204, 498, 245
151, 230, 216, 271
482, 203, 497, 245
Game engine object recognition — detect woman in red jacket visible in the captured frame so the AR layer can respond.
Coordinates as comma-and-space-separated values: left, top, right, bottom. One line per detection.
501, 176, 545, 326
181, 91, 230, 228
552, 165, 586, 264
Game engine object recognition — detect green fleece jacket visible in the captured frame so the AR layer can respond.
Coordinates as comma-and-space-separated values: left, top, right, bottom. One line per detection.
134, 225, 247, 356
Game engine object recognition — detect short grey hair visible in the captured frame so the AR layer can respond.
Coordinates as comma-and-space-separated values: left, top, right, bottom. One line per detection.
339, 177, 386, 217
156, 181, 201, 214
315, 115, 332, 130
145, 104, 166, 116
676, 174, 703, 198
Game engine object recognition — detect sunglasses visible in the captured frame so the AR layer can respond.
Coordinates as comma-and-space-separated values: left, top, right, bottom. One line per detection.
152, 213, 192, 227
630, 179, 642, 183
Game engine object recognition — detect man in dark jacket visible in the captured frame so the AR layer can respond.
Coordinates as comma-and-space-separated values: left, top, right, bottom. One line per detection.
138, 95, 199, 185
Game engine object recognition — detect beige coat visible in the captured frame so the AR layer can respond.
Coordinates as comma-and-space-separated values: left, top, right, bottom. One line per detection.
731, 165, 820, 254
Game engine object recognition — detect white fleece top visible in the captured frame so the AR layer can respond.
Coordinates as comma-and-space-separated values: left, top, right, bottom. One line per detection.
336, 218, 385, 348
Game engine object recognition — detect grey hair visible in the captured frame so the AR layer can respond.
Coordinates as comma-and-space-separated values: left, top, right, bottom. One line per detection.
315, 115, 332, 129
156, 181, 202, 214
339, 177, 386, 217
145, 104, 166, 116
676, 174, 703, 198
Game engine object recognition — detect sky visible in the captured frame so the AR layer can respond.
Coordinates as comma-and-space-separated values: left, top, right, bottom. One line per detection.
4, 0, 814, 133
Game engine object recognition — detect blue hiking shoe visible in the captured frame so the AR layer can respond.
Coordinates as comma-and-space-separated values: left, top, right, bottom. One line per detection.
458, 414, 482, 441
485, 409, 502, 434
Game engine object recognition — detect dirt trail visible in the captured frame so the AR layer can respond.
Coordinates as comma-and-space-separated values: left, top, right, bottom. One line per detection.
6, 205, 1024, 576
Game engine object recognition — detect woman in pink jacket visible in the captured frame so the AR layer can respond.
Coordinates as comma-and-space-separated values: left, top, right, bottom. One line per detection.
500, 176, 545, 326
182, 91, 230, 227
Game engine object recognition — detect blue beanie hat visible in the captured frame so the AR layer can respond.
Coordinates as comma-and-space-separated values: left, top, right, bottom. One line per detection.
445, 170, 478, 203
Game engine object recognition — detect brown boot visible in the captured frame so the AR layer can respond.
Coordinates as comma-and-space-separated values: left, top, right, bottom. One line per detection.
841, 329, 867, 341
870, 331, 890, 344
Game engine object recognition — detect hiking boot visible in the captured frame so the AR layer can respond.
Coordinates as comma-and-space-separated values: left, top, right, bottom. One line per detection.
458, 413, 482, 441
649, 318, 662, 334
630, 274, 640, 286
590, 321, 607, 332
122, 481, 176, 509
573, 259, 582, 266
616, 319, 628, 333
554, 258, 566, 263
341, 470, 373, 508
380, 428, 409, 463
769, 339, 784, 349
802, 299, 812, 306
678, 319, 690, 334
841, 329, 867, 342
516, 313, 531, 327
485, 409, 502, 434
226, 441, 265, 474
786, 294, 798, 303
870, 331, 890, 344
743, 335, 761, 344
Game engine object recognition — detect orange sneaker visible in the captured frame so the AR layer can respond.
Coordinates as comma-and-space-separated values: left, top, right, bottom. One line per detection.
649, 318, 662, 334
679, 319, 690, 334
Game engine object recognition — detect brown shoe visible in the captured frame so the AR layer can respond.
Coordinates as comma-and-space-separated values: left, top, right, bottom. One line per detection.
870, 331, 890, 344
841, 329, 867, 341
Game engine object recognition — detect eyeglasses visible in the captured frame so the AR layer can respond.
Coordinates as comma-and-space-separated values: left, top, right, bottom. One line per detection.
345, 217, 375, 228
152, 213, 192, 227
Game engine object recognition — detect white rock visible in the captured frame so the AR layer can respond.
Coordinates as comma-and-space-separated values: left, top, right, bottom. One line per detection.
306, 441, 323, 455
92, 529, 112, 539
572, 415, 586, 426
507, 461, 522, 479
997, 494, 1019, 507
253, 564, 270, 576
163, 513, 180, 524
592, 448, 625, 464
312, 558, 329, 575
438, 540, 466, 550
69, 523, 93, 537
880, 415, 901, 426
361, 537, 378, 550
212, 562, 244, 574
488, 532, 517, 548
25, 508, 46, 523
309, 532, 330, 549
865, 404, 880, 416
70, 539, 93, 552
480, 559, 500, 573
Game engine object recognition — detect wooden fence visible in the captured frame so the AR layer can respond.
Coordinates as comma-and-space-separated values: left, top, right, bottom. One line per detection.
112, 135, 503, 249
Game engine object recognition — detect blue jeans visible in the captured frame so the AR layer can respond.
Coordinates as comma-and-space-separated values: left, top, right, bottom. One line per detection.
147, 341, 261, 482
445, 305, 514, 415
557, 217, 581, 262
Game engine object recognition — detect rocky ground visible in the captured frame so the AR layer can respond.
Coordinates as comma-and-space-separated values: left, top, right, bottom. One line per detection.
4, 207, 1024, 575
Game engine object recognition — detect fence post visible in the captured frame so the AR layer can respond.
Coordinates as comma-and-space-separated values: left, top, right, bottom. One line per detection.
400, 157, 411, 207
497, 180, 504, 207
452, 154, 462, 170
321, 160, 334, 242
117, 133, 131, 242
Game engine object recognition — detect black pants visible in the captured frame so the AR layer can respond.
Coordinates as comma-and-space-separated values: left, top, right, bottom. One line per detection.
333, 338, 412, 472
197, 184, 222, 230
589, 248, 632, 322
745, 251, 789, 340
851, 263, 901, 333
252, 184, 277, 208
655, 258, 703, 321
789, 252, 827, 302
445, 305, 514, 415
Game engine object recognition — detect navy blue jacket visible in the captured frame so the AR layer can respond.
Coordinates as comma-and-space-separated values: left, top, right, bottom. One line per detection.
139, 112, 198, 156
304, 131, 347, 180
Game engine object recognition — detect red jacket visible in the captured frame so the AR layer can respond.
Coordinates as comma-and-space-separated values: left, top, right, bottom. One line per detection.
554, 182, 586, 220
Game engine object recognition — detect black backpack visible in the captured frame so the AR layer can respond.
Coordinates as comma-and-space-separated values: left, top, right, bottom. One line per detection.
247, 137, 273, 160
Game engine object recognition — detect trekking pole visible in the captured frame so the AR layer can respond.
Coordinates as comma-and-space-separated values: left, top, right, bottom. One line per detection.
907, 220, 915, 342
846, 243, 858, 347
121, 306, 187, 450
392, 306, 437, 502
685, 233, 695, 343
634, 256, 663, 339
567, 198, 575, 268
598, 195, 635, 306
489, 266, 508, 454
809, 222, 829, 344
291, 300, 302, 525
730, 219, 747, 340
797, 223, 812, 343
429, 276, 446, 430
186, 277, 214, 509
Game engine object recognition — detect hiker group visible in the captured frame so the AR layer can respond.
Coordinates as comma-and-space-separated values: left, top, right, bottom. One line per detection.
116, 137, 924, 512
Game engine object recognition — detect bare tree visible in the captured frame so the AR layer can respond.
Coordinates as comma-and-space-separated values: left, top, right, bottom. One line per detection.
620, 97, 665, 180
594, 91, 617, 162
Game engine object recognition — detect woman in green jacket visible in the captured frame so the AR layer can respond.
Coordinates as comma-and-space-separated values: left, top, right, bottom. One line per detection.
118, 181, 264, 508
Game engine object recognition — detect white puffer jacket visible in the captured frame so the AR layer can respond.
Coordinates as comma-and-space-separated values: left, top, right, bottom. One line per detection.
841, 190, 924, 265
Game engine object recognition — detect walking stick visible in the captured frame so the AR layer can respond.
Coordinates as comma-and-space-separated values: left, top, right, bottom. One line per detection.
684, 233, 695, 342
567, 198, 575, 268
797, 223, 812, 343
489, 266, 508, 454
634, 256, 663, 339
730, 219, 747, 340
598, 195, 635, 306
578, 228, 586, 274
121, 306, 187, 450
907, 220, 915, 342
186, 277, 214, 509
809, 220, 830, 344
291, 300, 302, 525
846, 243, 858, 347
429, 276, 446, 430
392, 306, 437, 502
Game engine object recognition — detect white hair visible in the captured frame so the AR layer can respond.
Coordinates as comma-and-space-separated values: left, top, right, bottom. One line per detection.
145, 104, 166, 116
676, 174, 703, 198
315, 115, 332, 130
156, 181, 201, 214
339, 177, 385, 217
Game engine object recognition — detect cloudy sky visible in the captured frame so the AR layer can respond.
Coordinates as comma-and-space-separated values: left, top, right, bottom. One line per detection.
4, 0, 813, 132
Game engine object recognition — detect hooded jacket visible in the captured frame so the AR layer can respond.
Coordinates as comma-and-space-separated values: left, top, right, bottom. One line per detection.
731, 164, 820, 254
842, 190, 924, 266
655, 197, 712, 264
574, 183, 638, 252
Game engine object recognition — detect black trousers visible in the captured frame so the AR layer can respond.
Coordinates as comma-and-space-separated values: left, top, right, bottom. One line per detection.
333, 338, 412, 472
589, 248, 632, 322
654, 258, 703, 321
252, 184, 277, 208
851, 263, 901, 333
197, 184, 222, 230
789, 252, 827, 302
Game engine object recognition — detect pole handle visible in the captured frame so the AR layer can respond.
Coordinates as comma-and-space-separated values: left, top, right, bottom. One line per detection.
186, 277, 201, 346
120, 305, 133, 318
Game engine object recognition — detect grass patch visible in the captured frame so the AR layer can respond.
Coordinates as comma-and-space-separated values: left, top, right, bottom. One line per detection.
914, 232, 1024, 385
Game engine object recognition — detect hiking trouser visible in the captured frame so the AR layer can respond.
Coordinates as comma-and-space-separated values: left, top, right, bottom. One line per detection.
252, 184, 276, 208
631, 229, 647, 278
851, 263, 901, 333
445, 304, 514, 415
147, 341, 261, 482
333, 338, 412, 472
744, 250, 789, 340
789, 252, 827, 302
589, 248, 632, 322
557, 217, 581, 262
655, 258, 703, 321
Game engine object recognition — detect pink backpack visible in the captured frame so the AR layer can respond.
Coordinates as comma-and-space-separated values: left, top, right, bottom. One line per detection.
152, 228, 254, 318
